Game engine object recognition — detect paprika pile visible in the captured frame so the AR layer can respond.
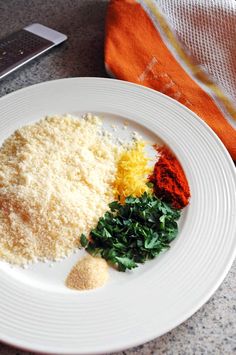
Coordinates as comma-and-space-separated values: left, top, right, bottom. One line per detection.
149, 146, 190, 209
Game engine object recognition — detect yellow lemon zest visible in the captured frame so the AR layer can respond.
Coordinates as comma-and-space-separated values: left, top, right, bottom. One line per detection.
114, 140, 152, 203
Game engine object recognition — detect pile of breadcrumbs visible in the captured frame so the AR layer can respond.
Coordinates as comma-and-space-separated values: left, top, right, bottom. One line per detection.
0, 114, 119, 265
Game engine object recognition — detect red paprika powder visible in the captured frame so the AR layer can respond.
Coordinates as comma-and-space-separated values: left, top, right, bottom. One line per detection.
149, 146, 190, 209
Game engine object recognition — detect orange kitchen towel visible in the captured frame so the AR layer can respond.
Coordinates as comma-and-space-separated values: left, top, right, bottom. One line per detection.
105, 0, 236, 160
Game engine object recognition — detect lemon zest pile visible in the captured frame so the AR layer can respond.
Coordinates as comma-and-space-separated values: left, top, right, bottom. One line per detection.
113, 140, 152, 203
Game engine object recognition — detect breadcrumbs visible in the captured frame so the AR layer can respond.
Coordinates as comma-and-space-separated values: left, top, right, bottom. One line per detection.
0, 114, 119, 265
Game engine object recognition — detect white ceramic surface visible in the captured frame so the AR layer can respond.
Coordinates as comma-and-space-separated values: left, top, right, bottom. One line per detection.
0, 78, 235, 355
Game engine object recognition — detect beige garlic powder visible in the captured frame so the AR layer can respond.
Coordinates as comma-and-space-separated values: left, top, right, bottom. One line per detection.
66, 255, 109, 290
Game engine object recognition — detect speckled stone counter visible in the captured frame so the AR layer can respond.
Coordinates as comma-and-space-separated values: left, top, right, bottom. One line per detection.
0, 1, 235, 354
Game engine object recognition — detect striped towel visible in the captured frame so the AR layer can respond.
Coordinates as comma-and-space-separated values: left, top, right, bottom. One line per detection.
105, 0, 236, 160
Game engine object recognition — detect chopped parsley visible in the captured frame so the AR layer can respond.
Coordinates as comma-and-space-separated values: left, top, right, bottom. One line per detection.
81, 192, 181, 271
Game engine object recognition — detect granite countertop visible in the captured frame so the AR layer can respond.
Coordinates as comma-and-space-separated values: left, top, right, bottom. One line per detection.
0, 1, 235, 354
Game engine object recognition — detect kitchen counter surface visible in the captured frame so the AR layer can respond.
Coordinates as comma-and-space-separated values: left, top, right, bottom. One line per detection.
0, 1, 235, 354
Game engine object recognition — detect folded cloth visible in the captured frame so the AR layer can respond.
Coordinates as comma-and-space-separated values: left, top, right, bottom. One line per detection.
105, 0, 236, 160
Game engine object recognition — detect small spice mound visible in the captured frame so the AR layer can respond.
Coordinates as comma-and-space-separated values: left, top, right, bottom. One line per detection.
66, 255, 109, 290
113, 140, 151, 203
149, 146, 190, 209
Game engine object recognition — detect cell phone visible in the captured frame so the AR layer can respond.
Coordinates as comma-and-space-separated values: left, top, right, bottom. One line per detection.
0, 23, 67, 80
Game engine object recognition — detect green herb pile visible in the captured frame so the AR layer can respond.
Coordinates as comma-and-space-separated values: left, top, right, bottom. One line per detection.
81, 193, 181, 271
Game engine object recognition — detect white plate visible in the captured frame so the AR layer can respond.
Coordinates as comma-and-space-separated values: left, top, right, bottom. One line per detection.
0, 78, 235, 355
